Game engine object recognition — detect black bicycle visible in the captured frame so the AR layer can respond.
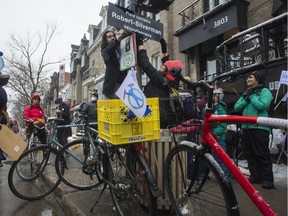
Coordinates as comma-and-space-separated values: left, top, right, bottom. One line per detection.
8, 117, 86, 200
54, 112, 162, 216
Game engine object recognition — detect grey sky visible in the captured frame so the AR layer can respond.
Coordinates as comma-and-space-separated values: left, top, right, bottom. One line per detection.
0, 0, 114, 73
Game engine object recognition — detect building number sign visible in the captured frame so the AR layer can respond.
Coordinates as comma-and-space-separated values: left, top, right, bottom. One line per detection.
214, 16, 228, 28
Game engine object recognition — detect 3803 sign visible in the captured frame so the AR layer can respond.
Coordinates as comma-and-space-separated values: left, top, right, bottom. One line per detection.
214, 16, 228, 28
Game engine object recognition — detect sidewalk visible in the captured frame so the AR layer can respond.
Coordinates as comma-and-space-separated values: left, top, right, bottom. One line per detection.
54, 182, 118, 216
52, 160, 287, 216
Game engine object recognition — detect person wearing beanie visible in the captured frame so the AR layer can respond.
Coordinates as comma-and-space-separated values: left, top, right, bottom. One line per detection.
201, 88, 231, 178
137, 38, 184, 128
55, 98, 72, 146
234, 71, 274, 189
23, 94, 46, 144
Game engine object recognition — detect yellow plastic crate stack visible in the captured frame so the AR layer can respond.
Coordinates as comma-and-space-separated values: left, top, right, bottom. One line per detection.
97, 98, 160, 145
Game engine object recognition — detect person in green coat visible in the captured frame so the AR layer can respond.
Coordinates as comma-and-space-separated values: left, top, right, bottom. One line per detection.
234, 71, 274, 189
202, 88, 231, 178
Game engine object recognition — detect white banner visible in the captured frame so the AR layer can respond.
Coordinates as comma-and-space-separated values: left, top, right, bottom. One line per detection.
279, 70, 288, 86
116, 68, 147, 118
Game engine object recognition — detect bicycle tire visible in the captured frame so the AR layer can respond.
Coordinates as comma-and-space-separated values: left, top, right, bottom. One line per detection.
108, 146, 155, 216
55, 139, 103, 190
165, 143, 239, 216
15, 147, 45, 181
8, 145, 61, 200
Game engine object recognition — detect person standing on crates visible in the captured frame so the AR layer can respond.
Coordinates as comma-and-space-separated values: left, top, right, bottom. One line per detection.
101, 30, 130, 99
136, 35, 184, 128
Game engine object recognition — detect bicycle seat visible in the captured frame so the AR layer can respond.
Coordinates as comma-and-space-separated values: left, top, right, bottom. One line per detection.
170, 119, 202, 134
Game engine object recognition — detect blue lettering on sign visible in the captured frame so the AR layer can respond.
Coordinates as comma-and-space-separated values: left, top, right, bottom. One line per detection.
128, 136, 146, 142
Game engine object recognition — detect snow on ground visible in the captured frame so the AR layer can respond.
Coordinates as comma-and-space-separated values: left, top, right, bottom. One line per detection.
238, 160, 287, 184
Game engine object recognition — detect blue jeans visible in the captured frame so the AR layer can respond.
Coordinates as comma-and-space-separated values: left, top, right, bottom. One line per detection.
187, 133, 206, 180
214, 139, 231, 177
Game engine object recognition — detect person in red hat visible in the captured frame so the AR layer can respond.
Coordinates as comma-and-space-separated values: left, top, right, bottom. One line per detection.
23, 94, 47, 144
136, 37, 184, 128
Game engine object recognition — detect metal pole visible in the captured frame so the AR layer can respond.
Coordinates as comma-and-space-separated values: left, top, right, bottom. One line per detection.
128, 0, 143, 88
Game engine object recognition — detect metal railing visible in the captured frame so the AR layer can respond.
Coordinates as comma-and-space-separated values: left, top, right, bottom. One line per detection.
215, 13, 287, 74
178, 0, 231, 27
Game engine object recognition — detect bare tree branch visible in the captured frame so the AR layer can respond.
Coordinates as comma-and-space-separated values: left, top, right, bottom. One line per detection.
2, 22, 63, 107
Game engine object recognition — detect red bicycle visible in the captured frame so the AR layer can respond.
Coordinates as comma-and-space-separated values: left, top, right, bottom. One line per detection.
164, 65, 287, 216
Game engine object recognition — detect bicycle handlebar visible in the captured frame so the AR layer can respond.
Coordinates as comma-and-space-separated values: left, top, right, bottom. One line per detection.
177, 62, 265, 110
23, 117, 45, 130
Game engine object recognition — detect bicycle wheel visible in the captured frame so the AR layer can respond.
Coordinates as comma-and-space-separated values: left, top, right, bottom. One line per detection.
107, 146, 155, 216
8, 145, 60, 200
55, 140, 103, 190
15, 147, 44, 181
165, 144, 239, 216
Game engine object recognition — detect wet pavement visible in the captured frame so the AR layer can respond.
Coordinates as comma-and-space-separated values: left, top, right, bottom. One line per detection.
0, 160, 65, 216
0, 156, 287, 216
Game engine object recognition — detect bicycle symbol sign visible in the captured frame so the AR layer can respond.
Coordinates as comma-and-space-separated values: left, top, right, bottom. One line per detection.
123, 84, 144, 109
122, 52, 134, 68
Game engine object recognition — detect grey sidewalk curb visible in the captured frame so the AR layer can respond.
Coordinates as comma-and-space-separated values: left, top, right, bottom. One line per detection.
52, 181, 116, 216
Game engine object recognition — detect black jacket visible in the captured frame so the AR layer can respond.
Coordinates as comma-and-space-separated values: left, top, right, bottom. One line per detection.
82, 101, 97, 122
56, 102, 72, 142
137, 49, 184, 128
101, 40, 127, 98
56, 103, 71, 125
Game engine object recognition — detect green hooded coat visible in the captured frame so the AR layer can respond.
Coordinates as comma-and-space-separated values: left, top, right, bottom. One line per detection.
234, 87, 273, 131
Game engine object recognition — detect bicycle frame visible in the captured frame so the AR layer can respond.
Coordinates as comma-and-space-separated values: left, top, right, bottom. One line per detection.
47, 119, 98, 162
200, 110, 287, 216
174, 65, 288, 216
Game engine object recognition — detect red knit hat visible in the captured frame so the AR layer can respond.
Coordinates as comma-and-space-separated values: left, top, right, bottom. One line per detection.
31, 94, 41, 102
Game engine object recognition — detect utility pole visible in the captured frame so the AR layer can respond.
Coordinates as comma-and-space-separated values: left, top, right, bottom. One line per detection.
128, 0, 142, 88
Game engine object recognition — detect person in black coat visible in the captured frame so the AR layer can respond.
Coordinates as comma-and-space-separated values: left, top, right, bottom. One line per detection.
101, 30, 129, 99
55, 98, 72, 146
137, 39, 184, 128
82, 92, 98, 126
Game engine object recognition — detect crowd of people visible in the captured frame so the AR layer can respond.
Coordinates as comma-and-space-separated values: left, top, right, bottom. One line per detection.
0, 33, 286, 192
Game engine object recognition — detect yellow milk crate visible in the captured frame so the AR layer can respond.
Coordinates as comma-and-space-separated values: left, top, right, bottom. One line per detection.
97, 98, 160, 145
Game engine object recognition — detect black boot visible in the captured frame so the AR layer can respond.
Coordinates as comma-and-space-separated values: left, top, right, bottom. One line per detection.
262, 180, 274, 189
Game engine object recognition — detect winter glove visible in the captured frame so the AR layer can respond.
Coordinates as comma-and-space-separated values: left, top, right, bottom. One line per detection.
161, 55, 170, 64
160, 38, 167, 53
136, 34, 144, 46
242, 87, 253, 101
212, 132, 220, 139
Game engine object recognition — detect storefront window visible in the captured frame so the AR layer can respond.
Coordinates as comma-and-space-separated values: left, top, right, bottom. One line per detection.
204, 57, 216, 81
